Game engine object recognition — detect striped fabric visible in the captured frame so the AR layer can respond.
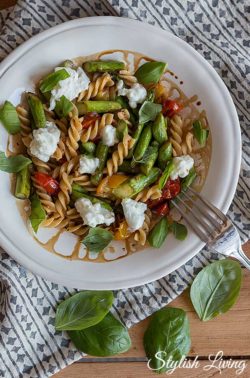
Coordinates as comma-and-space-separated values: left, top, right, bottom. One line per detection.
0, 1, 249, 377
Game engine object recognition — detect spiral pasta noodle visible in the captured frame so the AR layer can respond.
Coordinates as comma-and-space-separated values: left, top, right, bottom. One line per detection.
106, 134, 134, 176
32, 156, 51, 173
181, 131, 194, 155
135, 185, 162, 202
31, 175, 56, 214
134, 209, 152, 246
16, 106, 32, 147
42, 214, 69, 228
54, 172, 73, 217
81, 113, 114, 143
65, 116, 83, 160
118, 69, 138, 86
73, 174, 96, 192
52, 137, 66, 161
78, 73, 114, 101
170, 115, 183, 157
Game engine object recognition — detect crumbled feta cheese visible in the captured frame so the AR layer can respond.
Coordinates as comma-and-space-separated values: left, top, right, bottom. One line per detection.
121, 198, 147, 232
49, 66, 90, 110
101, 124, 118, 147
75, 198, 115, 228
170, 155, 194, 180
79, 155, 99, 174
117, 80, 147, 109
30, 121, 60, 162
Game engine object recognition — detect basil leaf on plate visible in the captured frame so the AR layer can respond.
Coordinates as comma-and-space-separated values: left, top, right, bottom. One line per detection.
0, 152, 31, 173
181, 167, 197, 191
144, 307, 191, 373
0, 101, 20, 134
29, 194, 46, 233
158, 160, 174, 189
190, 259, 242, 321
148, 217, 169, 248
192, 120, 209, 146
55, 95, 73, 118
82, 227, 113, 253
135, 61, 167, 85
171, 222, 188, 241
40, 69, 70, 93
139, 101, 162, 124
55, 290, 114, 331
69, 312, 131, 356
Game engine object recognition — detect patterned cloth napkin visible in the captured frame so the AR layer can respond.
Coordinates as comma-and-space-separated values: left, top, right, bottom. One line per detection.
0, 1, 249, 377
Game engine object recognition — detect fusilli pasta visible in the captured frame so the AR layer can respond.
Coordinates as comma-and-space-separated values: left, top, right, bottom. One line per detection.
80, 113, 114, 143
134, 209, 152, 246
135, 185, 162, 202
16, 106, 32, 147
118, 69, 137, 86
78, 73, 114, 101
170, 115, 183, 157
106, 134, 134, 176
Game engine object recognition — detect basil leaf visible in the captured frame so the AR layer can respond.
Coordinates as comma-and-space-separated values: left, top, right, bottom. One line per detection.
0, 152, 31, 173
55, 95, 74, 118
158, 160, 174, 189
29, 194, 46, 233
148, 217, 169, 248
139, 101, 162, 124
190, 259, 242, 321
135, 61, 167, 85
69, 312, 131, 356
192, 120, 209, 146
55, 290, 114, 331
181, 167, 197, 191
0, 101, 21, 134
40, 69, 70, 93
144, 307, 191, 373
171, 222, 188, 241
82, 227, 113, 253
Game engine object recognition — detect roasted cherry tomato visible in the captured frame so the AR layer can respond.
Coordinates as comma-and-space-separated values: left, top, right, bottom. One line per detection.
152, 201, 170, 216
82, 113, 100, 129
34, 172, 60, 195
147, 178, 181, 209
162, 100, 183, 117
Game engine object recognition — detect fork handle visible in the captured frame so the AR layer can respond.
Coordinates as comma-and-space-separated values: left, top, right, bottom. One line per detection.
232, 248, 250, 270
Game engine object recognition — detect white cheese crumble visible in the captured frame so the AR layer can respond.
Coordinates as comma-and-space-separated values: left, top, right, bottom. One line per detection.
170, 155, 194, 180
121, 198, 147, 232
75, 198, 115, 228
30, 121, 60, 162
117, 80, 147, 109
79, 155, 99, 174
101, 124, 118, 147
49, 66, 90, 110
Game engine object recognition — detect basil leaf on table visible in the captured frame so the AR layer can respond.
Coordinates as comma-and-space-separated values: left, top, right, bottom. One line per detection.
192, 120, 209, 146
135, 61, 167, 85
29, 194, 46, 233
171, 222, 188, 241
54, 95, 73, 118
148, 218, 169, 248
82, 227, 113, 253
0, 101, 21, 134
39, 69, 70, 93
190, 259, 242, 321
144, 307, 191, 374
69, 312, 131, 356
0, 152, 31, 173
55, 290, 114, 331
139, 101, 162, 124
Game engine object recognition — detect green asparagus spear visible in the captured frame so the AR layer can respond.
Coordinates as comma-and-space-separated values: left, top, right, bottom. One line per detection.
140, 145, 158, 175
83, 60, 125, 73
152, 113, 167, 144
77, 101, 121, 115
158, 141, 173, 170
80, 141, 96, 155
118, 161, 140, 174
27, 93, 46, 129
133, 124, 152, 162
15, 165, 31, 199
61, 59, 76, 69
158, 160, 175, 189
71, 183, 112, 211
127, 123, 145, 159
91, 142, 109, 186
113, 167, 160, 199
116, 120, 128, 141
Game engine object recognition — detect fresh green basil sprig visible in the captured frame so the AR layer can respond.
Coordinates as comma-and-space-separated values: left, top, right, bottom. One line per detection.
171, 222, 188, 241
55, 95, 74, 118
69, 312, 131, 356
0, 101, 20, 134
144, 307, 191, 374
190, 259, 242, 321
139, 101, 162, 124
55, 291, 114, 331
82, 227, 114, 253
29, 194, 46, 233
148, 217, 169, 248
0, 152, 31, 173
192, 120, 209, 146
135, 61, 167, 85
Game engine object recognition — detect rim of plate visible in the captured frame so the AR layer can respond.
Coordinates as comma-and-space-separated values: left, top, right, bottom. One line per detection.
0, 17, 241, 289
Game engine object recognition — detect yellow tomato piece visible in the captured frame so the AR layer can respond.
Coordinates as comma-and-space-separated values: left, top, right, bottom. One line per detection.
108, 174, 128, 189
114, 220, 130, 240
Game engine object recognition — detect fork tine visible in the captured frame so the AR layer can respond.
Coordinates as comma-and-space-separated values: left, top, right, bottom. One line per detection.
188, 187, 228, 223
181, 190, 222, 231
172, 200, 209, 242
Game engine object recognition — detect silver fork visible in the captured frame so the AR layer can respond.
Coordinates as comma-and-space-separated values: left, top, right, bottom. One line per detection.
172, 187, 250, 270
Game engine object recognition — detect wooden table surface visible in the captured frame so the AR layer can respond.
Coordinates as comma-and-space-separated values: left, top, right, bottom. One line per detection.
1, 1, 249, 376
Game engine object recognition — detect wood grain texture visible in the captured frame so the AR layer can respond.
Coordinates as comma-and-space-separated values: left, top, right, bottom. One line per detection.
0, 0, 16, 10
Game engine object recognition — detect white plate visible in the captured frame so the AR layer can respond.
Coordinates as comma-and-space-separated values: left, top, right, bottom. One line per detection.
0, 17, 241, 290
